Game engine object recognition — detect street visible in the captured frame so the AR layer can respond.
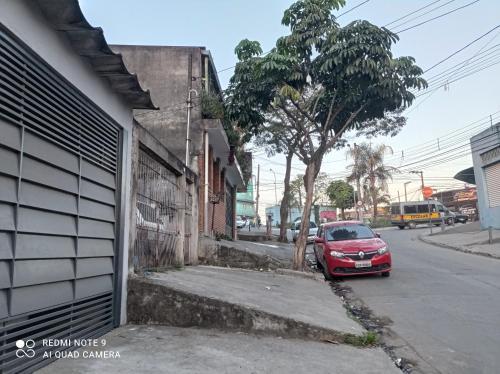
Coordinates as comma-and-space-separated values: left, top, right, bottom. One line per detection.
340, 227, 500, 374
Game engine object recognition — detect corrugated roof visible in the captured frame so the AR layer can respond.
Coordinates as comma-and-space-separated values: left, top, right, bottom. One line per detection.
35, 0, 157, 109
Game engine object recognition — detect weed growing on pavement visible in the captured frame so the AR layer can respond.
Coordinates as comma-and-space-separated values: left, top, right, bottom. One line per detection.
343, 331, 379, 347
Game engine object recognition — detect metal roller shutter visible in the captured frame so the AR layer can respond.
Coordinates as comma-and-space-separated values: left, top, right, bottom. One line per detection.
0, 26, 121, 373
485, 162, 500, 208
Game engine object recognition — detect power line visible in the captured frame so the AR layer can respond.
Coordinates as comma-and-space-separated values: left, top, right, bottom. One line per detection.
423, 24, 500, 73
425, 42, 500, 82
337, 0, 370, 18
389, 0, 457, 31
416, 59, 500, 97
383, 0, 443, 28
394, 0, 480, 34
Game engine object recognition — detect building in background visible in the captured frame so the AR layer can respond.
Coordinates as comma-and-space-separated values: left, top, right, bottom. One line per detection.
431, 187, 478, 220
236, 181, 256, 219
470, 123, 500, 229
265, 205, 336, 226
112, 45, 244, 239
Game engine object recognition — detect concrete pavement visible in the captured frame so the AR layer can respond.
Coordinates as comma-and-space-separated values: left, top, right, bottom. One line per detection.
37, 325, 401, 374
340, 227, 500, 374
142, 266, 363, 336
420, 221, 500, 259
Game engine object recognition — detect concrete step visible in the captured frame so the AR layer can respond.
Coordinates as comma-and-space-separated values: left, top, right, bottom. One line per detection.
127, 266, 365, 343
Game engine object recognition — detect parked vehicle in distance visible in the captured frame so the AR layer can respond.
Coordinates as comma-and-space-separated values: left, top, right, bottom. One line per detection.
448, 210, 468, 224
291, 220, 318, 243
390, 200, 452, 229
314, 221, 391, 278
236, 216, 247, 229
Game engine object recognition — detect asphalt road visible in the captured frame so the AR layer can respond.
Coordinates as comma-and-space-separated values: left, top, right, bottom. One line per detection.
341, 227, 500, 374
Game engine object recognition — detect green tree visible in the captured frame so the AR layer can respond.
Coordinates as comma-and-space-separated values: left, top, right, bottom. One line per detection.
254, 114, 300, 242
226, 0, 426, 269
289, 174, 304, 209
326, 180, 354, 220
289, 172, 330, 223
362, 144, 395, 218
348, 143, 395, 218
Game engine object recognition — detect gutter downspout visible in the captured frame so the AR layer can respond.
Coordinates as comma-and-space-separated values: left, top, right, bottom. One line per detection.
204, 130, 209, 234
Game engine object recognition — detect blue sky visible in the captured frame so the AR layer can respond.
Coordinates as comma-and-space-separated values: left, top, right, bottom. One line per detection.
81, 0, 500, 210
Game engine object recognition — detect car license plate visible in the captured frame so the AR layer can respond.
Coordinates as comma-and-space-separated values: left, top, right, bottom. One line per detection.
355, 260, 372, 268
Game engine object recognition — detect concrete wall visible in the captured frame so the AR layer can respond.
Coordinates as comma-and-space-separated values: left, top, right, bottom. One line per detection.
471, 124, 500, 230
111, 45, 204, 170
0, 0, 135, 325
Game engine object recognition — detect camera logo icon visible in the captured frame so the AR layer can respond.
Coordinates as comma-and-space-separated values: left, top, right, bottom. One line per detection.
15, 339, 36, 358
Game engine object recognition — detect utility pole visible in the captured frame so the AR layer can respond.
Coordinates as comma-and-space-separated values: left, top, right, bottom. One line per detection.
269, 168, 277, 205
404, 181, 411, 202
410, 170, 424, 199
185, 88, 198, 166
255, 164, 260, 220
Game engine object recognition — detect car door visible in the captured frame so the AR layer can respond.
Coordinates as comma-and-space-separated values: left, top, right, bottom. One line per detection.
314, 226, 325, 265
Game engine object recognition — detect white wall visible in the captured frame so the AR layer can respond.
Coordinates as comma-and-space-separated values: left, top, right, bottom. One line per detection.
0, 0, 134, 324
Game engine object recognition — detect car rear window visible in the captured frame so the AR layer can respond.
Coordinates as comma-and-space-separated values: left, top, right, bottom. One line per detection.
325, 224, 375, 241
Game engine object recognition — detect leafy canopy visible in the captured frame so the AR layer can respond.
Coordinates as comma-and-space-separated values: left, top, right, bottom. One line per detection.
226, 0, 426, 165
326, 180, 354, 210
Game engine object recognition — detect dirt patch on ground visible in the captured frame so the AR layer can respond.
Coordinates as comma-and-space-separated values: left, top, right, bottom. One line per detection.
328, 280, 418, 373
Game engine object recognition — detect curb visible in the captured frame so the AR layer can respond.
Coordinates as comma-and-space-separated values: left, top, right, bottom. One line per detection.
127, 276, 365, 345
274, 268, 324, 282
418, 235, 500, 260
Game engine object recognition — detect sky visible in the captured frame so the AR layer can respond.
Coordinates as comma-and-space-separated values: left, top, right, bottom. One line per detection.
81, 0, 500, 214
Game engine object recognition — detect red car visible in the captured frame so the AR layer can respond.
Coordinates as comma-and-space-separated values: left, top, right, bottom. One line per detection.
313, 221, 391, 278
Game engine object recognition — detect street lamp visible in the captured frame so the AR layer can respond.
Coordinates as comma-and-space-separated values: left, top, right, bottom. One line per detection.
404, 181, 411, 202
269, 168, 277, 206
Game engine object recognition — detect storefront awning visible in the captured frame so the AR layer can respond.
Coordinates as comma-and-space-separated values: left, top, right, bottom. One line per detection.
454, 167, 476, 185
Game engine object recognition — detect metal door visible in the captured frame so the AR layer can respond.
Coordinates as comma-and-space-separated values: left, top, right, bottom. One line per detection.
0, 26, 121, 372
485, 162, 500, 208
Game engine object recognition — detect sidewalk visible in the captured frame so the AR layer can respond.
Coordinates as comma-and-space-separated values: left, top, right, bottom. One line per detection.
420, 222, 500, 259
38, 325, 400, 374
39, 266, 401, 373
130, 266, 363, 338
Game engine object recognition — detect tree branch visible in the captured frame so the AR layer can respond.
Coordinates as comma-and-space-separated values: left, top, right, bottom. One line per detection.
325, 104, 367, 149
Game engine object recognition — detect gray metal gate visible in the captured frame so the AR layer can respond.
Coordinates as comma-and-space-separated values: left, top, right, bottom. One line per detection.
225, 182, 234, 238
0, 26, 121, 372
134, 149, 179, 271
184, 188, 193, 264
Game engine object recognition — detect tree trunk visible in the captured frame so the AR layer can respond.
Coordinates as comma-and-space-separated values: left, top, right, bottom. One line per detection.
341, 207, 345, 220
293, 157, 321, 270
372, 189, 378, 219
370, 175, 377, 219
279, 152, 293, 242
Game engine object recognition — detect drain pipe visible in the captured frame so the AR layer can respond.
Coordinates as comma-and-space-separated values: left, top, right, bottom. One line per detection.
185, 88, 198, 166
204, 130, 209, 234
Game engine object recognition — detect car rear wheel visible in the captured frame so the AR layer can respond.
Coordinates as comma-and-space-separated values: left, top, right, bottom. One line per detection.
398, 225, 405, 230
408, 221, 417, 229
381, 271, 390, 277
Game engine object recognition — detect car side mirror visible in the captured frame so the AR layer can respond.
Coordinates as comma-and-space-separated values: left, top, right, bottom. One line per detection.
375, 232, 381, 238
314, 237, 324, 244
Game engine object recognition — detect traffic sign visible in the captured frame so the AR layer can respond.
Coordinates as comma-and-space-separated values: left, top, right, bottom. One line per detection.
422, 186, 433, 199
